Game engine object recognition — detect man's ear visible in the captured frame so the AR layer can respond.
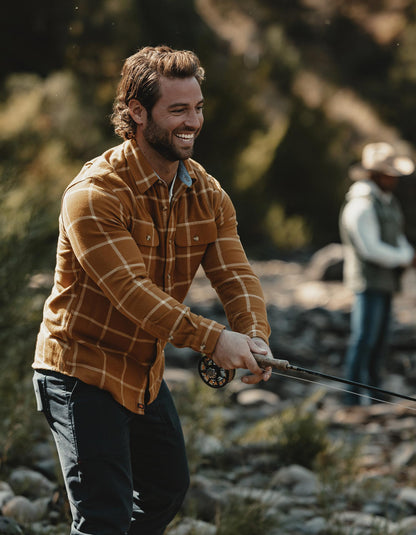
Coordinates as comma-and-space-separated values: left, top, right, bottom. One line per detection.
128, 99, 146, 126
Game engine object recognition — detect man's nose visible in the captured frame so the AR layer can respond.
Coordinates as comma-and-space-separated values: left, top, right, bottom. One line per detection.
184, 110, 203, 129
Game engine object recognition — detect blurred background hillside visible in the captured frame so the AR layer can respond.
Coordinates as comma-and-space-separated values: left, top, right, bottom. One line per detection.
1, 0, 416, 467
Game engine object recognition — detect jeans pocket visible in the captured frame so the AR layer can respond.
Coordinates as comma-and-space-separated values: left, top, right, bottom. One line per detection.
33, 370, 78, 430
32, 371, 56, 428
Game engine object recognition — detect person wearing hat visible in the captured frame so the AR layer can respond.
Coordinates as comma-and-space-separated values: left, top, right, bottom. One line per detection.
339, 141, 416, 406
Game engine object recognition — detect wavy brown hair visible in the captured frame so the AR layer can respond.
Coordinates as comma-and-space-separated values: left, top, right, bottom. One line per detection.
111, 45, 205, 140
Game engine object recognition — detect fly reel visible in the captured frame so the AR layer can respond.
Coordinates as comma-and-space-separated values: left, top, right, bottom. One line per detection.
198, 355, 235, 388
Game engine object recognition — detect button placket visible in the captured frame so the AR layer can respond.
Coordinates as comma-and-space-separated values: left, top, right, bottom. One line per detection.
164, 194, 177, 290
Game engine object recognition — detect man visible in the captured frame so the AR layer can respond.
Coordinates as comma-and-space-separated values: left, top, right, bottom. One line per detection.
339, 141, 416, 406
32, 45, 272, 534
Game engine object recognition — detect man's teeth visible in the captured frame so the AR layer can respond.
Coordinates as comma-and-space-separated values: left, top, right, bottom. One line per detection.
176, 133, 194, 140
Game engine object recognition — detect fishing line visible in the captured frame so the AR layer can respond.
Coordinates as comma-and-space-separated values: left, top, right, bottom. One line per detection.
198, 354, 416, 411
268, 369, 416, 413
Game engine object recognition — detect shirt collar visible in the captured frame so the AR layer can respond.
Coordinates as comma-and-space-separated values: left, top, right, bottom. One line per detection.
370, 180, 394, 203
177, 160, 193, 187
126, 139, 194, 193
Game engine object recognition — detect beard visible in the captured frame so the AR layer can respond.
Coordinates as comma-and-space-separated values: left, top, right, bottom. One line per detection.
143, 114, 196, 162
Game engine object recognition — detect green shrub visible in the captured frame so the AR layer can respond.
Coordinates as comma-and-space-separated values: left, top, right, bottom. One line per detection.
216, 495, 275, 535
238, 395, 329, 469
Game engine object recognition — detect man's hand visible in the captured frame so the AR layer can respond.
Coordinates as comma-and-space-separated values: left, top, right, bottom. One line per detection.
211, 330, 272, 385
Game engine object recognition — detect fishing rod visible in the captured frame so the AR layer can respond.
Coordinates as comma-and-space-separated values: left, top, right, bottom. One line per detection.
198, 353, 416, 403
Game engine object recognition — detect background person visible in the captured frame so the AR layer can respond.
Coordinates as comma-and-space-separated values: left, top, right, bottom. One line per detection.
339, 141, 416, 406
32, 45, 272, 535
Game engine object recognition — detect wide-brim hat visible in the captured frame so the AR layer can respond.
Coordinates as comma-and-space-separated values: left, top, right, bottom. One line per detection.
349, 142, 415, 181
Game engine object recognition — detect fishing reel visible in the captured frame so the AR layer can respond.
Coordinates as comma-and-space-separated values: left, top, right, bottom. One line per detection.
198, 352, 290, 389
198, 355, 235, 388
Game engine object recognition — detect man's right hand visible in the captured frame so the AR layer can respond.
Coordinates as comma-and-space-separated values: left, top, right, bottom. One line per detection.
211, 330, 271, 384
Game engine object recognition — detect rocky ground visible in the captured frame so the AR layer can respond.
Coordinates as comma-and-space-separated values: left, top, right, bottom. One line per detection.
2, 245, 416, 534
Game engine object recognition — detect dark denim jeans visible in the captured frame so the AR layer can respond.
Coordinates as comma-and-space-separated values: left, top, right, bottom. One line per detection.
343, 289, 392, 405
33, 371, 189, 535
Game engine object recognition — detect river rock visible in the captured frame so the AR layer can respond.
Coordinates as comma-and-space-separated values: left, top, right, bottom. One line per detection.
8, 467, 55, 498
0, 481, 15, 508
2, 495, 50, 525
0, 517, 24, 535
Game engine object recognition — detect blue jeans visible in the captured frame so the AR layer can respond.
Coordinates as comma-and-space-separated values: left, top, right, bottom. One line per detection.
343, 289, 392, 405
33, 371, 189, 535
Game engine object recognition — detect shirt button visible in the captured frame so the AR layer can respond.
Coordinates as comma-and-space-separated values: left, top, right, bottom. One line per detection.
193, 235, 200, 242
146, 235, 151, 241
137, 403, 144, 409
167, 274, 171, 279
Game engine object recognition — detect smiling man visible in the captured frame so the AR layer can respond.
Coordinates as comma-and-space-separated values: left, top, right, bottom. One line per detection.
32, 46, 272, 535
133, 75, 204, 164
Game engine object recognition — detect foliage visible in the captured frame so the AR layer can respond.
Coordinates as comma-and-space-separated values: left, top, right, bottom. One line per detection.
315, 434, 365, 519
0, 200, 55, 468
216, 495, 275, 535
2, 0, 416, 258
237, 394, 329, 469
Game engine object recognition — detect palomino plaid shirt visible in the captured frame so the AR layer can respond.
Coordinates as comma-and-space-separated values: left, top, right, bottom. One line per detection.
33, 139, 270, 413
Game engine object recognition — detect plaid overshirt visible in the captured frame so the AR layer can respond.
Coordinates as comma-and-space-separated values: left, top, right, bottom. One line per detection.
33, 139, 270, 413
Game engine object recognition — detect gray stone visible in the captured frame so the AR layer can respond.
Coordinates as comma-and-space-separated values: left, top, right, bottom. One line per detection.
399, 487, 416, 509
2, 495, 50, 525
304, 516, 328, 534
306, 243, 344, 282
399, 515, 416, 533
8, 467, 55, 498
0, 481, 15, 508
271, 464, 318, 492
236, 388, 280, 406
0, 517, 24, 535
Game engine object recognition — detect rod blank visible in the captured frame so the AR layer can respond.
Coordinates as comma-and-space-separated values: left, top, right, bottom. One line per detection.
253, 353, 416, 403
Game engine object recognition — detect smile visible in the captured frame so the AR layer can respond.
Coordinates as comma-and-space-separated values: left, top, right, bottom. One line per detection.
175, 133, 195, 141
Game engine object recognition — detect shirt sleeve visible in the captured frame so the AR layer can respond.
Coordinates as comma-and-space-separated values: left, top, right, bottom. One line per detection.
61, 178, 224, 355
342, 197, 414, 268
201, 187, 271, 343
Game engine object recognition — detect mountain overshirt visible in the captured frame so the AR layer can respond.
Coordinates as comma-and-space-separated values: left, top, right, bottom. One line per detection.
33, 139, 270, 414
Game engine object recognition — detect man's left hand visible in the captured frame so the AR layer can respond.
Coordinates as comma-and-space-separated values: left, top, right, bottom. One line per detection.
242, 337, 273, 384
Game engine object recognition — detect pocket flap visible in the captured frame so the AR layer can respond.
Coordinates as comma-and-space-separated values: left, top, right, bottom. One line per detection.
175, 222, 217, 246
132, 222, 160, 246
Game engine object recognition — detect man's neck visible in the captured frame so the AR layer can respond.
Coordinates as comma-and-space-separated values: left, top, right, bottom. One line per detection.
135, 139, 179, 185
370, 180, 393, 202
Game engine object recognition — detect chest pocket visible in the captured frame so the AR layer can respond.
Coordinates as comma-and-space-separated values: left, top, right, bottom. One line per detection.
175, 222, 217, 247
132, 221, 160, 247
